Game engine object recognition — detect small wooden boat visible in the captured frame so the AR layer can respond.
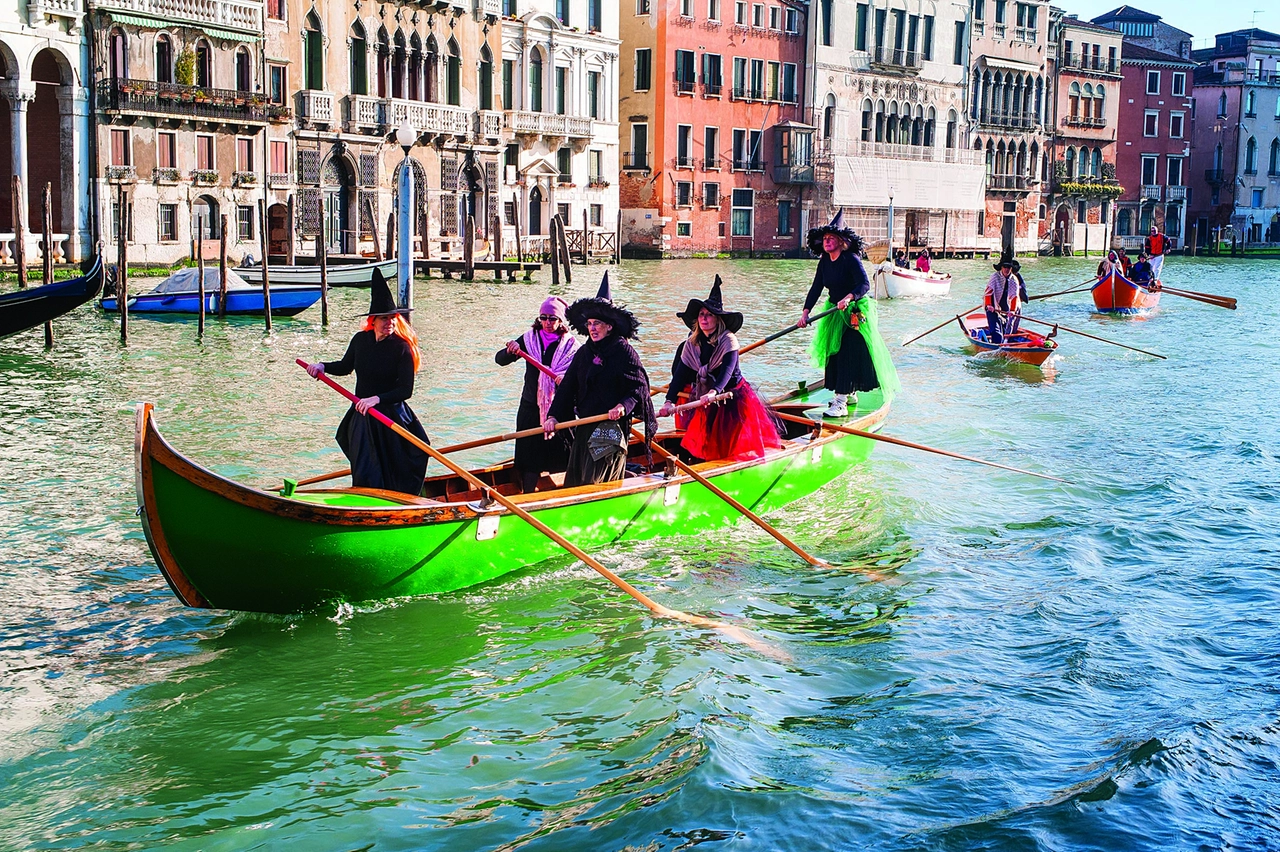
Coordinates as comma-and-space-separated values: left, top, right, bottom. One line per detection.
101, 267, 320, 316
1091, 269, 1160, 314
135, 388, 888, 614
0, 255, 105, 339
234, 257, 397, 289
958, 311, 1058, 366
872, 263, 952, 299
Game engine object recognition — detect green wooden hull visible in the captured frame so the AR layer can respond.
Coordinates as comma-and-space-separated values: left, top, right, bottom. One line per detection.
135, 397, 887, 614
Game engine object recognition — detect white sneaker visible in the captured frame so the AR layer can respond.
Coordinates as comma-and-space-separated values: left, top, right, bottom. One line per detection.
822, 399, 848, 418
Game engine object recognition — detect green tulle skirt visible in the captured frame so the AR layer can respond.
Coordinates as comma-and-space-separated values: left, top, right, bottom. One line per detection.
809, 298, 900, 403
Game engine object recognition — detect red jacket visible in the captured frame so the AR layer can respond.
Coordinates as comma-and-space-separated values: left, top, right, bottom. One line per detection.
1144, 234, 1168, 256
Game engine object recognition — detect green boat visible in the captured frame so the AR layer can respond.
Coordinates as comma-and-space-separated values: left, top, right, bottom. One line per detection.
135, 388, 889, 614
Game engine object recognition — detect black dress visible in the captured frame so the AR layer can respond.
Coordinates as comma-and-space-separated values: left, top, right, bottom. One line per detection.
495, 335, 571, 487
804, 251, 878, 395
323, 330, 430, 495
548, 334, 655, 487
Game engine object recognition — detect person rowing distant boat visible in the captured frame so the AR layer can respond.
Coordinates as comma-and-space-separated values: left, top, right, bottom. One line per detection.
544, 272, 658, 487
303, 270, 429, 495
1130, 252, 1159, 289
1144, 225, 1169, 280
985, 250, 1022, 344
657, 275, 782, 462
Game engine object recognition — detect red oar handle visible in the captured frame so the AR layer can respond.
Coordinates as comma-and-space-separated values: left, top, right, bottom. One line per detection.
297, 358, 400, 431
515, 348, 559, 380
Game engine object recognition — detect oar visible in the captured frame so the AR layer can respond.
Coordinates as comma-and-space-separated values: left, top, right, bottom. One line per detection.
296, 359, 770, 651
903, 304, 983, 345
1159, 284, 1236, 305
738, 305, 840, 356
1016, 314, 1167, 360
1159, 286, 1237, 310
1028, 278, 1098, 301
775, 412, 1070, 484
631, 427, 829, 568
514, 347, 560, 379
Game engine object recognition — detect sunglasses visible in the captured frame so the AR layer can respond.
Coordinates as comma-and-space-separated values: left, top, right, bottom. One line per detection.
538, 314, 560, 321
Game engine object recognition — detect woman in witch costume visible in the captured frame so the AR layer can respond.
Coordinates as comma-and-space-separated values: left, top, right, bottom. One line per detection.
799, 211, 899, 418
304, 270, 430, 495
544, 272, 658, 487
495, 295, 579, 493
657, 275, 782, 461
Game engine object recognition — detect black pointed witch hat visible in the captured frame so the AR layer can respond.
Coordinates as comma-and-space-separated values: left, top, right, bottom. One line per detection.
361, 269, 412, 316
565, 270, 640, 339
993, 248, 1018, 272
678, 274, 744, 334
806, 209, 864, 257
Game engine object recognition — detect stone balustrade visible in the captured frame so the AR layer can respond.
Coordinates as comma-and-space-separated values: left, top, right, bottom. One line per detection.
0, 233, 71, 265
506, 111, 594, 139
95, 0, 260, 31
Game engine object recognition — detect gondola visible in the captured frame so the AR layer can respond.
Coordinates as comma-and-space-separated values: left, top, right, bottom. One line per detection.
1091, 269, 1160, 314
958, 310, 1058, 366
0, 255, 105, 339
134, 386, 889, 614
234, 257, 397, 289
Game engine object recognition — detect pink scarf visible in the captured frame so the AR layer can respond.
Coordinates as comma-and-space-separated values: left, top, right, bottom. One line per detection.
522, 327, 579, 421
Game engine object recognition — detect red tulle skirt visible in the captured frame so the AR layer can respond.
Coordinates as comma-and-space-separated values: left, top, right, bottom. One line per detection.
677, 379, 783, 462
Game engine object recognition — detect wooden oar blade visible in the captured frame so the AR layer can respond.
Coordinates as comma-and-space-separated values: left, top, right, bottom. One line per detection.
1017, 315, 1166, 360
904, 304, 984, 346
1161, 287, 1237, 309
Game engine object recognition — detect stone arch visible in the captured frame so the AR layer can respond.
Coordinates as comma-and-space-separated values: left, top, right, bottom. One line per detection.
30, 49, 74, 234
320, 147, 358, 252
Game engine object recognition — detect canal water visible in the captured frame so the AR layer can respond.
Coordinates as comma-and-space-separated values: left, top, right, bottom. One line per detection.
1, 256, 1278, 850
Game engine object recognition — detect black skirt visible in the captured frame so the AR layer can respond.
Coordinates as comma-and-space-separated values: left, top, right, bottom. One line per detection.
826, 324, 880, 395
335, 402, 430, 495
563, 419, 630, 487
513, 398, 570, 475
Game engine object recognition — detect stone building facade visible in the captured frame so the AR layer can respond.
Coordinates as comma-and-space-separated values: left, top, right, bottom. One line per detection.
1, 0, 92, 262
499, 0, 619, 252
619, 0, 810, 257
808, 0, 984, 258
1042, 14, 1122, 255
969, 0, 1050, 254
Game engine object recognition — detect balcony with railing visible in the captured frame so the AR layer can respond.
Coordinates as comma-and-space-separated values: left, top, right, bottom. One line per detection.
346, 94, 381, 131
673, 155, 695, 170
702, 81, 722, 98
674, 72, 696, 95
622, 151, 650, 171
1205, 168, 1225, 184
477, 110, 503, 140
773, 163, 814, 184
298, 90, 334, 128
388, 100, 472, 136
1063, 115, 1107, 129
871, 45, 922, 71
732, 157, 764, 172
95, 0, 260, 33
98, 78, 289, 124
987, 173, 1032, 191
27, 0, 82, 24
506, 111, 593, 139
820, 139, 985, 165
975, 110, 1040, 130
1141, 184, 1162, 200
1166, 185, 1187, 201
1059, 53, 1120, 75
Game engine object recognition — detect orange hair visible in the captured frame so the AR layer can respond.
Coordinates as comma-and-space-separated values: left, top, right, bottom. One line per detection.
362, 315, 422, 372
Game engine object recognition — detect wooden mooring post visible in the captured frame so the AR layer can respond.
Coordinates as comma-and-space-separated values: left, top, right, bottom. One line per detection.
316, 198, 329, 326
217, 215, 228, 318
196, 215, 206, 337
258, 199, 272, 332
116, 182, 128, 343
41, 181, 53, 347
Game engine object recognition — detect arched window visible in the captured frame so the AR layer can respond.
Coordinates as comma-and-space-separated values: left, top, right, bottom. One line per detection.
529, 49, 543, 112
391, 30, 406, 99
924, 106, 935, 147
1078, 146, 1088, 178
886, 101, 898, 144
1271, 138, 1280, 176
1064, 147, 1075, 178
195, 40, 212, 87
1091, 147, 1101, 178
235, 47, 252, 91
1246, 89, 1256, 116
109, 28, 127, 80
1218, 91, 1227, 117
874, 98, 884, 142
479, 44, 494, 110
425, 35, 439, 102
156, 34, 173, 84
1214, 142, 1223, 170
446, 38, 461, 106
350, 23, 368, 96
376, 27, 389, 98
860, 98, 872, 142
409, 32, 422, 101
1245, 136, 1257, 174
1094, 84, 1105, 121
1030, 141, 1039, 179
824, 94, 836, 139
946, 109, 957, 148
1118, 208, 1132, 235
304, 12, 324, 90
1069, 81, 1081, 118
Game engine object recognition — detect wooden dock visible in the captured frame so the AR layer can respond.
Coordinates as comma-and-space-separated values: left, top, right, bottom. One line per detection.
413, 258, 543, 280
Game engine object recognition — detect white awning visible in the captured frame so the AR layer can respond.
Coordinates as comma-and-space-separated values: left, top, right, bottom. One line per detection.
980, 56, 1042, 73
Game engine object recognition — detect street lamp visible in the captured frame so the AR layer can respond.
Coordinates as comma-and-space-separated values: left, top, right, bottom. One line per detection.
395, 122, 416, 308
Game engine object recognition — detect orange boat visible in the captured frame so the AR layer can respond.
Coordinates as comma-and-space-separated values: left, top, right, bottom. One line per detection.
958, 311, 1058, 367
1091, 269, 1160, 314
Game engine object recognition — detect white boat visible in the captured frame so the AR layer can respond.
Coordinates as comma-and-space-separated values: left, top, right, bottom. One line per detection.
234, 257, 398, 289
872, 262, 953, 299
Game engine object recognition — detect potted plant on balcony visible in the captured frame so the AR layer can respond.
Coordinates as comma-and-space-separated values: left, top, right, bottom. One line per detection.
175, 49, 196, 87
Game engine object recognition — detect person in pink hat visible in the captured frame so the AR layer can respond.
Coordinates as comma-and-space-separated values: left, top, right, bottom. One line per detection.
495, 295, 580, 492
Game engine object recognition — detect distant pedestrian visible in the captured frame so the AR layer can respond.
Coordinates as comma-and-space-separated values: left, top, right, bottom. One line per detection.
915, 249, 932, 273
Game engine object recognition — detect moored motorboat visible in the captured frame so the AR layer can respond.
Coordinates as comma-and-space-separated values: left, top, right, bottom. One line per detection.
134, 389, 888, 614
0, 255, 105, 338
234, 257, 397, 288
1091, 269, 1160, 314
101, 267, 321, 316
872, 263, 952, 299
958, 311, 1058, 366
